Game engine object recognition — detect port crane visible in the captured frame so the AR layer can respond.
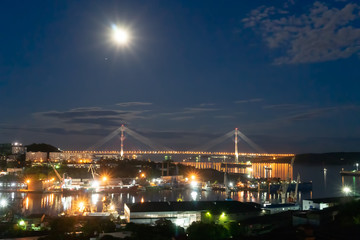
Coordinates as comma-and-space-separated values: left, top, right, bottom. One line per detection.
88, 162, 99, 180
281, 157, 295, 203
48, 158, 66, 188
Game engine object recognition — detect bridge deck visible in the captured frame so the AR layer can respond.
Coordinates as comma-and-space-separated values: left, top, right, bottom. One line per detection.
63, 150, 294, 157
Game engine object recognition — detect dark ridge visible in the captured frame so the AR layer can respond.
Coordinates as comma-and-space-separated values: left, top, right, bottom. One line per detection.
295, 152, 360, 165
26, 143, 60, 153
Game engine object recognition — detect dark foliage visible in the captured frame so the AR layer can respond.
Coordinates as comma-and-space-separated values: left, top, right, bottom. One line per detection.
125, 220, 185, 240
186, 222, 230, 240
26, 143, 60, 153
295, 152, 360, 165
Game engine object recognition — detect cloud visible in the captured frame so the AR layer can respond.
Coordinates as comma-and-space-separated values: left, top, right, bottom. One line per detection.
136, 129, 218, 140
116, 102, 152, 107
36, 108, 127, 119
285, 107, 337, 122
0, 125, 107, 136
183, 107, 218, 113
243, 1, 360, 64
160, 107, 219, 117
263, 104, 306, 110
170, 116, 194, 121
214, 115, 235, 119
234, 98, 263, 104
66, 118, 124, 127
199, 103, 215, 107
34, 107, 150, 128
283, 104, 360, 122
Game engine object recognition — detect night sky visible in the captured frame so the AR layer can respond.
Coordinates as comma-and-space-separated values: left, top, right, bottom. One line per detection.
1, 0, 360, 154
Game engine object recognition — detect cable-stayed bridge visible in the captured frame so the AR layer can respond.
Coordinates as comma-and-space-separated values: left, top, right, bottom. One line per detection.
63, 125, 294, 159
59, 126, 294, 179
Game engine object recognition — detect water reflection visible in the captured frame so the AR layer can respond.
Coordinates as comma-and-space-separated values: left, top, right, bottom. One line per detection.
0, 187, 310, 217
1, 163, 357, 216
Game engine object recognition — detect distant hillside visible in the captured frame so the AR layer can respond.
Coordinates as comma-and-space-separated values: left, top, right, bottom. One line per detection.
295, 152, 360, 165
26, 143, 60, 152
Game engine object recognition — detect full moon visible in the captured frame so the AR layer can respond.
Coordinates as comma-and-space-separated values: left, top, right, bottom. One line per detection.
112, 27, 129, 45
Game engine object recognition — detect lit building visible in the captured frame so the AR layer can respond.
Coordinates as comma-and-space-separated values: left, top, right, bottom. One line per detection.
49, 152, 93, 162
26, 152, 48, 162
124, 201, 261, 228
11, 142, 26, 155
302, 197, 359, 211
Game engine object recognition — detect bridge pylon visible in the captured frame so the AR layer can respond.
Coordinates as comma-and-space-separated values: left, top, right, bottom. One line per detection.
120, 124, 125, 159
235, 128, 239, 162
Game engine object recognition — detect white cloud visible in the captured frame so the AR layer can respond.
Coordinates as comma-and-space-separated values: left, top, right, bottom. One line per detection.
116, 102, 152, 107
234, 98, 263, 104
243, 1, 360, 64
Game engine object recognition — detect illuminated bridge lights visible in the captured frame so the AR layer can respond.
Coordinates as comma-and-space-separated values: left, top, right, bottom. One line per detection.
63, 150, 294, 157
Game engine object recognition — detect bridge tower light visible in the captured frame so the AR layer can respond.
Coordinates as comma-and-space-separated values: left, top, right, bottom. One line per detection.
120, 124, 125, 159
235, 128, 239, 162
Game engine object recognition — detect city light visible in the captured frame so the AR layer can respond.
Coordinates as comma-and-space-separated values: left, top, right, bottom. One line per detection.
78, 201, 85, 212
91, 180, 99, 188
109, 204, 115, 211
220, 212, 227, 220
18, 219, 26, 230
63, 150, 294, 158
0, 199, 7, 208
102, 176, 108, 182
91, 194, 99, 205
175, 219, 183, 226
343, 186, 351, 195
191, 191, 198, 201
190, 180, 198, 188
141, 173, 146, 178
191, 174, 196, 180
25, 179, 30, 184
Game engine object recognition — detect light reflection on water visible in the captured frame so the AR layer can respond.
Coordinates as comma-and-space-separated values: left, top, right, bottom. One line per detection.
1, 164, 359, 216
0, 189, 305, 216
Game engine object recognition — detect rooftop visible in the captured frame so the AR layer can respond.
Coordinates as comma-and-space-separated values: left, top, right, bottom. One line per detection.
304, 196, 359, 204
126, 201, 261, 214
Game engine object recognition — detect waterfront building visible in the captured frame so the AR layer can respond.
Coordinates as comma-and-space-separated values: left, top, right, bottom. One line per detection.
12, 142, 26, 155
124, 201, 261, 228
262, 203, 300, 214
0, 142, 26, 161
302, 196, 358, 210
26, 152, 48, 163
181, 157, 293, 180
49, 151, 93, 162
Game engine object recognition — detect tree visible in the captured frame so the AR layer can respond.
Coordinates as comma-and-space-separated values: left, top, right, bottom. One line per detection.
26, 143, 60, 152
186, 222, 230, 240
49, 217, 76, 239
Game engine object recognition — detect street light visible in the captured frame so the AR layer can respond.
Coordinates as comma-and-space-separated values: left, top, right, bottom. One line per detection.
343, 186, 351, 195
0, 199, 7, 208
